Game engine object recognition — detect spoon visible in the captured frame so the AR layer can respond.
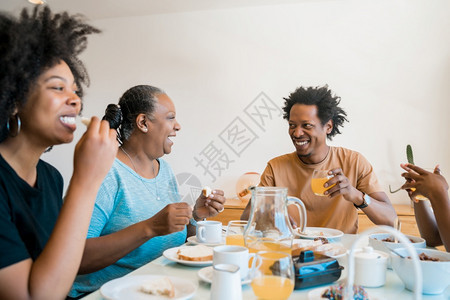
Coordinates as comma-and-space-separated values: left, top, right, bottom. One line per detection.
389, 248, 407, 258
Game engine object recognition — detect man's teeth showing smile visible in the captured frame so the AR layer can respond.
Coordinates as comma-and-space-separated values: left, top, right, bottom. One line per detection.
60, 116, 76, 125
295, 140, 309, 146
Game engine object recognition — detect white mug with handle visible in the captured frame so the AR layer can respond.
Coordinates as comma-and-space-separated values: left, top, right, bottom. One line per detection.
213, 245, 255, 280
196, 220, 222, 244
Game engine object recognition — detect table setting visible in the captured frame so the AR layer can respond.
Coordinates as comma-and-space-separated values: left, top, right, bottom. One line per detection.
81, 187, 450, 300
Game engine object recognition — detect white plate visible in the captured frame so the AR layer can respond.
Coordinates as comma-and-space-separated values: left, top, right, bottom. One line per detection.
197, 266, 252, 285
308, 285, 376, 300
163, 246, 213, 267
100, 274, 197, 300
296, 227, 344, 240
186, 236, 225, 246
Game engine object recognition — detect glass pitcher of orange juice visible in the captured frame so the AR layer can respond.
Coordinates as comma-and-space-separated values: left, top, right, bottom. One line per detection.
244, 187, 306, 254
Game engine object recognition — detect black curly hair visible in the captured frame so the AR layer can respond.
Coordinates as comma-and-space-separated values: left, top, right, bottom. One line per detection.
0, 6, 100, 142
103, 85, 165, 143
282, 85, 348, 140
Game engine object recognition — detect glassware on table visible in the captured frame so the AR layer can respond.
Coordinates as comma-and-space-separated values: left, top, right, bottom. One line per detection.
250, 251, 295, 300
226, 220, 248, 246
244, 187, 306, 254
311, 169, 335, 196
410, 188, 428, 201
409, 168, 435, 202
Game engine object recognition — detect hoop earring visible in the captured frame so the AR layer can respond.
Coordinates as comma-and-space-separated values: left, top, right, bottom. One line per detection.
7, 115, 21, 137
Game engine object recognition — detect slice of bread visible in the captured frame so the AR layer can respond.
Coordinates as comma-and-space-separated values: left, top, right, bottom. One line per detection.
177, 245, 213, 261
140, 277, 175, 298
202, 186, 212, 197
292, 239, 323, 256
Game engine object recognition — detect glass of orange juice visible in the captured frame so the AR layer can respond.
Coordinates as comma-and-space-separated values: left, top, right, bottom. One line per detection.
410, 188, 428, 201
250, 251, 295, 300
226, 220, 247, 246
311, 169, 335, 196
409, 168, 434, 202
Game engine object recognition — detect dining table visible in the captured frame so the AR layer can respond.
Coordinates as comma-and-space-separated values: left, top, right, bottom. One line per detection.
81, 234, 450, 300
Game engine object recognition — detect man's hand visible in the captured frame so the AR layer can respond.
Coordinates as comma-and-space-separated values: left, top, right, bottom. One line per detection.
323, 168, 363, 205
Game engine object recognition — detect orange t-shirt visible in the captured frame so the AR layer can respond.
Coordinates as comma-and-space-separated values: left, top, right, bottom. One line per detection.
259, 147, 382, 234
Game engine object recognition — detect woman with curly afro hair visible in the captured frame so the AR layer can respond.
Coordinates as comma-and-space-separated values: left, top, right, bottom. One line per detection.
0, 6, 118, 299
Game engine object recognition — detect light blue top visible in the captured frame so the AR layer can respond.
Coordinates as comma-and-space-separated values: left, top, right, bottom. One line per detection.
69, 158, 187, 297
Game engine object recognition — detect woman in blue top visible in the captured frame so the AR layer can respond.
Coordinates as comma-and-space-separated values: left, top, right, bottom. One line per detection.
70, 85, 226, 297
0, 6, 118, 300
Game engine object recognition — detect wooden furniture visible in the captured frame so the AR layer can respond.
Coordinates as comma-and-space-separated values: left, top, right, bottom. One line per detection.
208, 199, 420, 236
208, 198, 247, 226
358, 204, 419, 236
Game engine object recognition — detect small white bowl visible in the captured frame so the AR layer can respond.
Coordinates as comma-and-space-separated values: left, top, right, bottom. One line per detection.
391, 248, 450, 295
368, 233, 426, 269
369, 233, 426, 251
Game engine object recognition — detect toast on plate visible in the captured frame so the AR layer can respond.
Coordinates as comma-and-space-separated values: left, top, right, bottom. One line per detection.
140, 277, 175, 298
177, 245, 213, 261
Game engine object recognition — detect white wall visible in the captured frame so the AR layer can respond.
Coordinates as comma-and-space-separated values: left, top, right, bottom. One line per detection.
42, 0, 450, 206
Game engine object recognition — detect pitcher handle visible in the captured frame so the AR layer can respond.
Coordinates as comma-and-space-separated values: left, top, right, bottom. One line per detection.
287, 196, 307, 236
249, 253, 262, 280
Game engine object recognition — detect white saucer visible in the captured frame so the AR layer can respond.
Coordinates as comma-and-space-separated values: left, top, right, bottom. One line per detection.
197, 266, 251, 285
186, 236, 225, 246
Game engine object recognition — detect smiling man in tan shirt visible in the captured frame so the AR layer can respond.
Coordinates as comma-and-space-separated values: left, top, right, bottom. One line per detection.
242, 85, 396, 233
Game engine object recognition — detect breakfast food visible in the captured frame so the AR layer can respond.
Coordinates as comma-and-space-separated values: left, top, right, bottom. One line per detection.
314, 243, 347, 257
314, 237, 329, 244
379, 236, 415, 243
302, 229, 326, 237
321, 284, 369, 300
80, 117, 91, 126
407, 252, 441, 261
177, 245, 213, 261
292, 239, 324, 256
381, 237, 394, 242
140, 277, 175, 298
202, 186, 212, 197
291, 238, 346, 257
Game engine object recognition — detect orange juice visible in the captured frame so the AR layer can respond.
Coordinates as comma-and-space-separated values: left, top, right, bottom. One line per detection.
411, 188, 428, 201
226, 234, 245, 246
247, 240, 292, 255
311, 177, 335, 196
251, 275, 294, 300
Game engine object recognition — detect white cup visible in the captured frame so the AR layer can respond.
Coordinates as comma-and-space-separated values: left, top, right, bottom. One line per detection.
213, 245, 254, 280
196, 220, 222, 244
210, 264, 242, 300
354, 246, 388, 287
